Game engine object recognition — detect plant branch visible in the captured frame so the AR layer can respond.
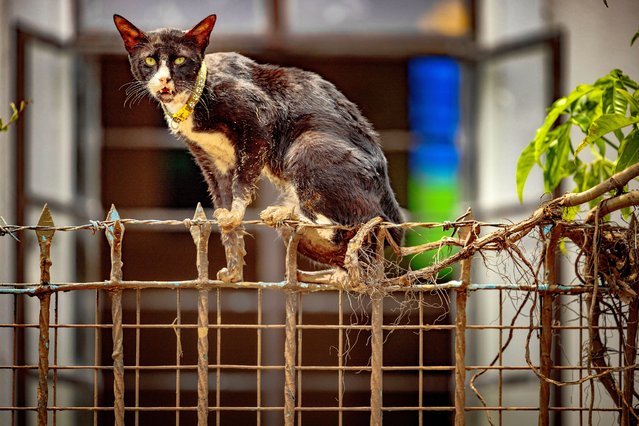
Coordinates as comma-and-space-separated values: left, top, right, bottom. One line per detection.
560, 162, 639, 207
585, 190, 639, 222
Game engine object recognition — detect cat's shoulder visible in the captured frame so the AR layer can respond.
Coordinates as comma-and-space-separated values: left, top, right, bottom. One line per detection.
204, 52, 255, 74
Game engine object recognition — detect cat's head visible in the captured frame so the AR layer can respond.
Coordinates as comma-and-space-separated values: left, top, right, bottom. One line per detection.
113, 14, 216, 104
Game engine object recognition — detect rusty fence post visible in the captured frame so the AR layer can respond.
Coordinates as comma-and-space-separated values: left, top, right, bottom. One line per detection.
36, 205, 55, 426
455, 209, 475, 426
370, 227, 386, 426
106, 205, 125, 426
188, 203, 212, 426
370, 291, 383, 426
284, 229, 300, 426
539, 225, 561, 426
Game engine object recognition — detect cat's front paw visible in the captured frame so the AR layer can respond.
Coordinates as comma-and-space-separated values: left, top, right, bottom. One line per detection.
214, 208, 243, 231
260, 205, 298, 228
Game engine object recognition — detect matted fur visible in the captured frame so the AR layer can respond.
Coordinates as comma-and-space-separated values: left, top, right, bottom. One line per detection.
114, 14, 403, 269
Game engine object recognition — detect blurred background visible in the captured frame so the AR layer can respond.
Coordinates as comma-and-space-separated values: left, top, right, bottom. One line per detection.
1, 0, 639, 424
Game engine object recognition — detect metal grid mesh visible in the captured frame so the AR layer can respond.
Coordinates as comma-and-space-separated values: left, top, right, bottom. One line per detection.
0, 205, 634, 425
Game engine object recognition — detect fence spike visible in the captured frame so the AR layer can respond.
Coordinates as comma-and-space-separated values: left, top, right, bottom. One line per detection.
36, 204, 55, 284
105, 204, 121, 245
35, 204, 55, 426
188, 203, 209, 246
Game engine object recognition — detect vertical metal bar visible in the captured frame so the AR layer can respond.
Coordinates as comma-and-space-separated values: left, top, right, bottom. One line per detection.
539, 225, 561, 426
455, 209, 474, 426
579, 293, 583, 426
338, 290, 344, 426
552, 295, 563, 426
198, 288, 209, 426
106, 205, 125, 426
93, 290, 100, 426
52, 293, 58, 426
370, 292, 383, 426
284, 231, 300, 426
36, 204, 55, 426
188, 204, 212, 426
539, 294, 553, 426
418, 292, 423, 425
370, 227, 386, 426
134, 289, 141, 426
297, 294, 303, 426
284, 291, 298, 426
498, 290, 503, 425
12, 293, 18, 426
454, 279, 468, 425
257, 289, 262, 426
215, 289, 221, 426
175, 289, 181, 426
37, 293, 51, 426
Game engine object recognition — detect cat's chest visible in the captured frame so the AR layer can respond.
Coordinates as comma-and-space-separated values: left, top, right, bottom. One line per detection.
164, 106, 237, 174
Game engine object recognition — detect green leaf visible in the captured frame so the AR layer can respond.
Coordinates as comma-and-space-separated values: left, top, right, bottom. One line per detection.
616, 88, 639, 114
543, 125, 571, 193
570, 115, 592, 133
593, 136, 606, 158
618, 72, 639, 90
615, 129, 639, 173
516, 140, 536, 202
1, 101, 26, 133
632, 29, 639, 46
576, 113, 639, 153
602, 85, 626, 115
534, 85, 597, 159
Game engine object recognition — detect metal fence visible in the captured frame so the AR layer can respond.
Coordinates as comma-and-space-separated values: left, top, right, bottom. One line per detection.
0, 204, 635, 426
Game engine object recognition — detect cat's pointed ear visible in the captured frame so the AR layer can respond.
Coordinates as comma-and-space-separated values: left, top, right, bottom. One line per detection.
184, 14, 217, 53
113, 14, 147, 54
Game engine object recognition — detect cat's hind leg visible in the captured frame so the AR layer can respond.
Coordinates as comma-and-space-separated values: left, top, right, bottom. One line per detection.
260, 205, 354, 287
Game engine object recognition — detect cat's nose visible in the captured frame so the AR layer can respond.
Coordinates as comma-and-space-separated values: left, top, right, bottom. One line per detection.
159, 76, 172, 85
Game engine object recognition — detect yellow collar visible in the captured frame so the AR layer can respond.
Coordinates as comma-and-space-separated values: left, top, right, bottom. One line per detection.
162, 60, 207, 129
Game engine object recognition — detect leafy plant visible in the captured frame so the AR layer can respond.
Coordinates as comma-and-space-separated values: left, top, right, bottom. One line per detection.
516, 69, 639, 216
0, 101, 26, 132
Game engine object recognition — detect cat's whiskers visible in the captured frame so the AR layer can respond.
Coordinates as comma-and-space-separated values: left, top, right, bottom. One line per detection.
196, 92, 211, 116
121, 80, 153, 108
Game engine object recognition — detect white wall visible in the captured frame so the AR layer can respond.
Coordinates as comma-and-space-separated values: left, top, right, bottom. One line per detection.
551, 0, 639, 91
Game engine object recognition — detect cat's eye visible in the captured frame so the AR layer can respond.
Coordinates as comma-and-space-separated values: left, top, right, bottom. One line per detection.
145, 57, 156, 66
174, 57, 186, 65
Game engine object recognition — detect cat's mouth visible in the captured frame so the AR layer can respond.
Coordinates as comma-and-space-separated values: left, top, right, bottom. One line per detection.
157, 87, 176, 103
